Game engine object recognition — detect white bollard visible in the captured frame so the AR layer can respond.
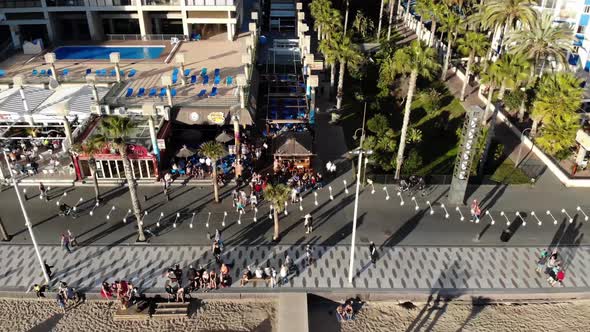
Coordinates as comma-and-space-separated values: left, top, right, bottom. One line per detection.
173, 212, 180, 228
254, 207, 258, 222
485, 210, 495, 225
576, 206, 588, 221
546, 210, 557, 225
561, 208, 573, 223
383, 186, 390, 200
411, 196, 419, 211
515, 211, 526, 227
455, 206, 464, 221
157, 211, 164, 227
73, 197, 84, 211
238, 210, 242, 225
189, 212, 195, 229
222, 211, 227, 227
299, 197, 303, 211
397, 192, 405, 206
500, 211, 510, 226
314, 191, 318, 206
343, 179, 349, 194
56, 192, 68, 206
329, 186, 334, 200
284, 201, 288, 215
122, 208, 131, 223
106, 206, 116, 220
206, 212, 211, 228
426, 200, 434, 215
440, 203, 449, 219
368, 179, 375, 194
530, 211, 541, 226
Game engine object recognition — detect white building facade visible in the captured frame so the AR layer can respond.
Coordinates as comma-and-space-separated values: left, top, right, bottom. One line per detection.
0, 0, 243, 47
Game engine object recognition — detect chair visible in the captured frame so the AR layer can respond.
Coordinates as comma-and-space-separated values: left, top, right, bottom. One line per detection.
40, 69, 47, 76
214, 76, 221, 85
110, 69, 117, 77
0, 69, 5, 77
214, 68, 220, 77
62, 69, 69, 76
101, 69, 108, 76
137, 87, 146, 97
194, 34, 201, 41
128, 69, 137, 77
32, 69, 39, 76
125, 88, 134, 97
226, 76, 233, 85
184, 69, 191, 77
209, 87, 218, 97
171, 88, 177, 97
159, 88, 167, 97
119, 70, 125, 76
85, 68, 92, 75
148, 88, 157, 97
172, 68, 179, 75
200, 68, 207, 77
190, 75, 197, 84
47, 69, 52, 77
202, 75, 209, 85
197, 89, 207, 97
172, 74, 178, 84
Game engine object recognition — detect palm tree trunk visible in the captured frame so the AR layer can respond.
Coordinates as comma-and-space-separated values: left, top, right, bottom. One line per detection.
395, 70, 418, 180
417, 17, 423, 41
120, 149, 145, 242
388, 0, 395, 40
441, 34, 453, 80
318, 25, 321, 41
212, 160, 219, 202
377, 0, 385, 39
499, 17, 512, 53
343, 0, 350, 36
518, 100, 526, 122
498, 79, 507, 100
90, 163, 100, 203
531, 118, 540, 137
330, 64, 336, 93
336, 61, 346, 110
483, 84, 495, 125
460, 52, 474, 101
429, 20, 437, 47
273, 209, 280, 240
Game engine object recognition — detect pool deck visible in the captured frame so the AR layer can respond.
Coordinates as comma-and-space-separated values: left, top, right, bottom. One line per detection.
0, 32, 247, 92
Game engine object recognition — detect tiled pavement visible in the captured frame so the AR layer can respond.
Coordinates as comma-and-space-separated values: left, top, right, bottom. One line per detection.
2, 244, 589, 292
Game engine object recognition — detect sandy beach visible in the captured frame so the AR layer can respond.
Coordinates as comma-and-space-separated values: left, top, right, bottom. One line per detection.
309, 298, 590, 332
0, 298, 276, 332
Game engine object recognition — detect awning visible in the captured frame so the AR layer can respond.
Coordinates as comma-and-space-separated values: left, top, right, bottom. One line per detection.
174, 107, 229, 125
272, 131, 313, 156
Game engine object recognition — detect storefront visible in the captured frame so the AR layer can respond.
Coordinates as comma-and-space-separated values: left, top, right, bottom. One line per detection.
272, 131, 313, 169
74, 144, 159, 180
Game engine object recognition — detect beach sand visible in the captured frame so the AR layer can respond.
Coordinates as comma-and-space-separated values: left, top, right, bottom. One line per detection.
309, 298, 590, 332
0, 298, 276, 332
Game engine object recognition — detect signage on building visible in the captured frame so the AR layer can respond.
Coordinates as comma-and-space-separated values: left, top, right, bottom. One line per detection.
207, 112, 226, 125
157, 139, 166, 150
190, 112, 200, 122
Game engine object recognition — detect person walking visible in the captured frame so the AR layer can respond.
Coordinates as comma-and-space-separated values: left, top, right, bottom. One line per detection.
32, 283, 45, 298
304, 213, 313, 234
67, 229, 78, 248
369, 241, 377, 265
279, 264, 288, 286
470, 199, 481, 223
56, 293, 66, 313
305, 245, 313, 266
44, 260, 54, 279
39, 182, 48, 201
212, 240, 222, 264
60, 233, 71, 254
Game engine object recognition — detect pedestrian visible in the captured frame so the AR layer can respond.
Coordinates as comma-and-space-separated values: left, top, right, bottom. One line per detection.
291, 187, 298, 204
56, 293, 66, 313
214, 229, 223, 250
369, 241, 377, 265
326, 161, 333, 174
250, 192, 258, 210
279, 264, 289, 286
60, 233, 71, 254
232, 189, 239, 207
163, 186, 170, 201
39, 182, 48, 201
32, 283, 45, 298
536, 249, 549, 273
470, 199, 481, 223
67, 229, 78, 248
305, 245, 313, 266
270, 267, 277, 288
44, 260, 54, 279
212, 240, 222, 264
304, 213, 313, 234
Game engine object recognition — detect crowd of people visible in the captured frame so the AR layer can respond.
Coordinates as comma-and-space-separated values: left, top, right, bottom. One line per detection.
536, 249, 566, 287
101, 279, 142, 309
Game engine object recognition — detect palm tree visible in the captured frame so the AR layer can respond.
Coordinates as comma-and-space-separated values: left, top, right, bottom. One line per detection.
427, 2, 445, 47
198, 141, 226, 203
310, 0, 336, 40
335, 34, 363, 110
506, 13, 574, 77
377, 0, 387, 39
530, 72, 583, 137
495, 53, 530, 100
96, 116, 145, 242
264, 183, 291, 241
415, 0, 432, 40
319, 29, 341, 93
71, 137, 103, 205
380, 41, 440, 179
457, 31, 490, 101
439, 7, 462, 80
481, 0, 537, 53
479, 61, 503, 123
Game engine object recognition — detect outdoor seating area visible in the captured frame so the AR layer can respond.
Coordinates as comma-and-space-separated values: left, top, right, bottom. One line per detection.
3, 139, 74, 178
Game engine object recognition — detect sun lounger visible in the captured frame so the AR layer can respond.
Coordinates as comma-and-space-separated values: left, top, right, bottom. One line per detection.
110, 69, 117, 77
32, 69, 39, 76
0, 69, 6, 77
214, 76, 221, 85
40, 69, 47, 76
202, 75, 209, 85
171, 88, 177, 97
125, 88, 133, 97
86, 68, 92, 75
148, 88, 157, 97
128, 69, 137, 77
184, 69, 191, 77
172, 74, 178, 84
214, 68, 220, 77
172, 68, 179, 75
209, 87, 218, 97
197, 89, 207, 97
190, 75, 197, 84
137, 87, 145, 97
200, 68, 207, 77
159, 88, 166, 97
47, 69, 52, 77
62, 69, 69, 76
226, 76, 233, 85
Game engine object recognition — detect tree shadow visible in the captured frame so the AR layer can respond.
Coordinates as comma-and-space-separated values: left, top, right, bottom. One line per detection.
455, 296, 492, 332
307, 294, 342, 332
26, 313, 64, 332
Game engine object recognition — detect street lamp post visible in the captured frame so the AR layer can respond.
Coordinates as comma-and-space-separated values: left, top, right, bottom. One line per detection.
348, 102, 370, 284
515, 128, 532, 167
109, 52, 121, 83
2, 149, 49, 283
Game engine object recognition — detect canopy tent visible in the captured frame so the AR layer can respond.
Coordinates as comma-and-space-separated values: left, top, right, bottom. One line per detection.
272, 131, 313, 157
215, 131, 233, 143
175, 145, 197, 158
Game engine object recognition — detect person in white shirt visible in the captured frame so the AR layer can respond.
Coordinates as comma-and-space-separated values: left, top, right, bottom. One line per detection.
304, 214, 313, 234
255, 266, 264, 279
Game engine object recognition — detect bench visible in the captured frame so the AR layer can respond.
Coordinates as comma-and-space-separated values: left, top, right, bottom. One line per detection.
113, 301, 150, 321
152, 302, 189, 320
241, 277, 270, 287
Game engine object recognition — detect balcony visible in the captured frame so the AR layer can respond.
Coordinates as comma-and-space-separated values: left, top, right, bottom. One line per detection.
0, 0, 42, 8
185, 0, 235, 5
46, 0, 85, 6
141, 0, 180, 5
87, 0, 136, 5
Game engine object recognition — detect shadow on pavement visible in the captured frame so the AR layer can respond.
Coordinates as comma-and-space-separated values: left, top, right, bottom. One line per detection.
26, 313, 64, 332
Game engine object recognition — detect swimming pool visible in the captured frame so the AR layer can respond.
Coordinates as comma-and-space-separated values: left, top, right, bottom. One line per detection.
53, 46, 165, 60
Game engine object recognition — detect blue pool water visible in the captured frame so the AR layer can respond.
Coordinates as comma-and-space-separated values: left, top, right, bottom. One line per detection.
53, 46, 165, 60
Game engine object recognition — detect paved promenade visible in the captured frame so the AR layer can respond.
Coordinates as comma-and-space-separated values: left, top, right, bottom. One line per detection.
2, 244, 588, 293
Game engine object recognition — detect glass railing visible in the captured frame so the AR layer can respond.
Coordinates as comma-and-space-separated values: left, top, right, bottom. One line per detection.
141, 0, 180, 5
185, 0, 235, 5
0, 0, 42, 8
46, 0, 85, 6
87, 0, 136, 5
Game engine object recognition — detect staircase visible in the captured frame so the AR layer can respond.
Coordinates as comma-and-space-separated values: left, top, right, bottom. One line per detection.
152, 302, 189, 320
